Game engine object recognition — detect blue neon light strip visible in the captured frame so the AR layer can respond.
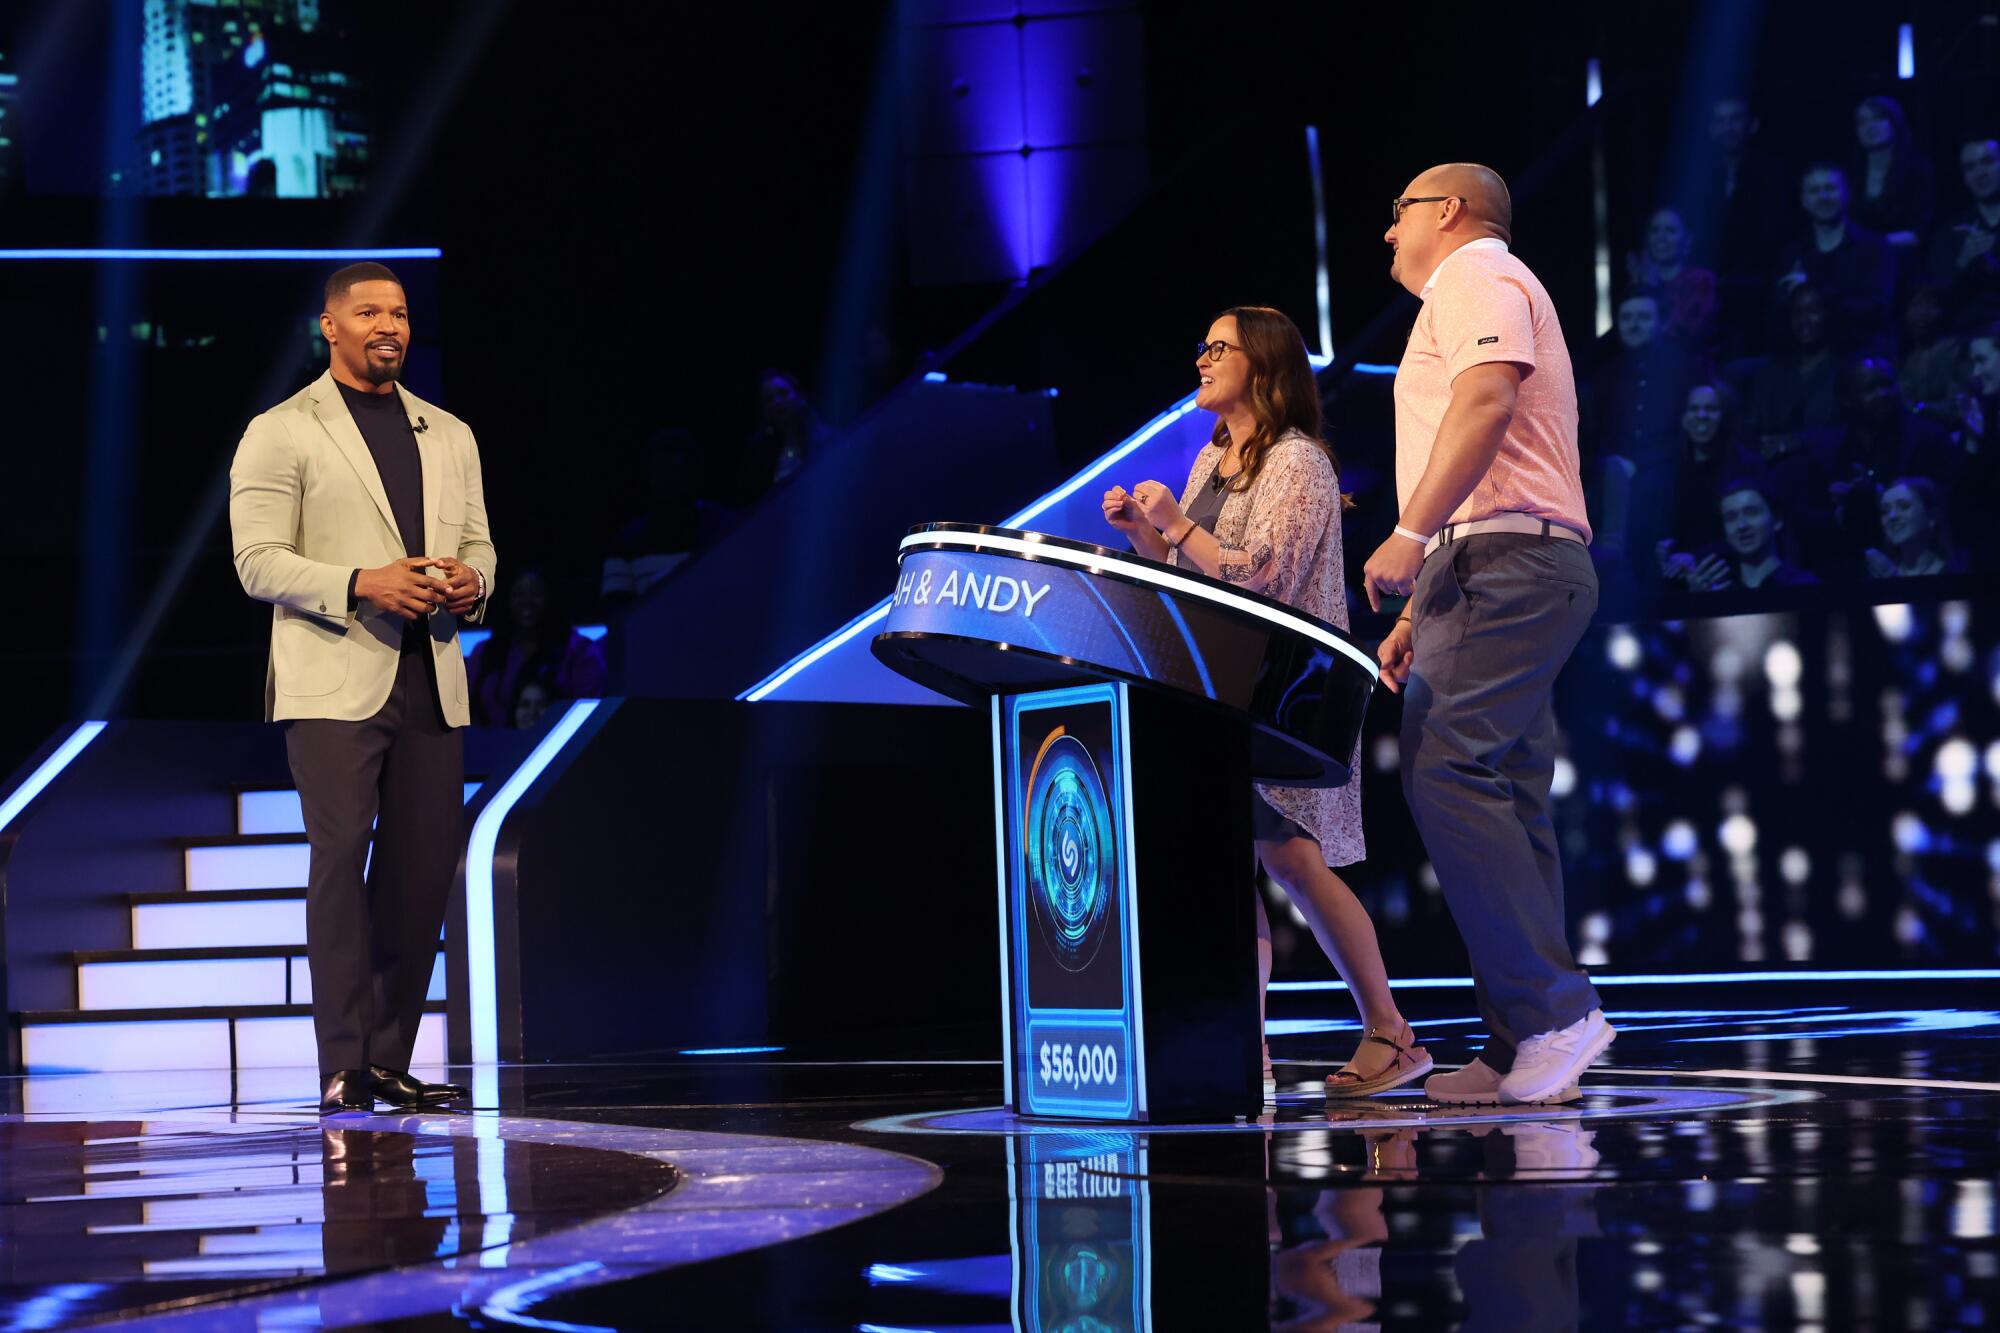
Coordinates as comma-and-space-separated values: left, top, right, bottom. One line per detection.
1268, 968, 2000, 992
1351, 362, 1398, 375
0, 722, 108, 833
464, 699, 602, 1063
678, 1045, 784, 1056
0, 248, 443, 261
992, 696, 1015, 1109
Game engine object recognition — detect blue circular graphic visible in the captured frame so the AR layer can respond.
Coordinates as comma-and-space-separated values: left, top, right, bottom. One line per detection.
1026, 734, 1116, 973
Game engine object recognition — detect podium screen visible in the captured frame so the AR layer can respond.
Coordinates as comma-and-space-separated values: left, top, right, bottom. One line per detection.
1004, 683, 1143, 1118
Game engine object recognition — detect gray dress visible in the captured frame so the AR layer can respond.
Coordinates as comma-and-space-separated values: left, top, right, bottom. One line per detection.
1169, 432, 1366, 867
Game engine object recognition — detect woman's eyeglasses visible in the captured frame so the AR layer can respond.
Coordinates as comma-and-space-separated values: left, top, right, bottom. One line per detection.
1195, 339, 1235, 362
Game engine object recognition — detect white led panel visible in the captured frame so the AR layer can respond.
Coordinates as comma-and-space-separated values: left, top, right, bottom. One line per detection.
78, 958, 286, 1010
184, 844, 309, 892
133, 899, 306, 949
21, 1019, 231, 1073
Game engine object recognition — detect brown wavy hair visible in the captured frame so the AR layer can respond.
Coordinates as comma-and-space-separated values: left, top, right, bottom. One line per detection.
1207, 306, 1350, 507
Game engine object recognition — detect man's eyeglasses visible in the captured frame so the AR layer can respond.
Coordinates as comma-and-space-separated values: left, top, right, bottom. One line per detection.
1390, 195, 1464, 225
1195, 339, 1236, 362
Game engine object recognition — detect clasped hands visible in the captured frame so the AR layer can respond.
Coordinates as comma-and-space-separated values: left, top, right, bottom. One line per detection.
1101, 480, 1185, 538
356, 556, 481, 620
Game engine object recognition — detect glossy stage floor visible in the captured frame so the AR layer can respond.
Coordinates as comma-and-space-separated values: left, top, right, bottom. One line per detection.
3, 979, 1994, 1331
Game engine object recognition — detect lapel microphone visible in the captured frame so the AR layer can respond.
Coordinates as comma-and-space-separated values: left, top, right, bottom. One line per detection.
414, 416, 429, 434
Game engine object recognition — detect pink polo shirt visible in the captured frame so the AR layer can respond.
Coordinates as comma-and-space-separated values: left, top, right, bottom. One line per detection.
1393, 238, 1592, 543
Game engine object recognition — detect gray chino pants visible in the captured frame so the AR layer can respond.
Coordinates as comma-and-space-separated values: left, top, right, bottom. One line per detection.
1400, 531, 1601, 1072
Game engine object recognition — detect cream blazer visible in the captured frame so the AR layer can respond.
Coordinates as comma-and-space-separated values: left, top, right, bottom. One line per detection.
228, 370, 497, 727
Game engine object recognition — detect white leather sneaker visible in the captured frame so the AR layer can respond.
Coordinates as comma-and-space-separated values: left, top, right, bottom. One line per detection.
1424, 1057, 1580, 1105
1498, 1009, 1615, 1104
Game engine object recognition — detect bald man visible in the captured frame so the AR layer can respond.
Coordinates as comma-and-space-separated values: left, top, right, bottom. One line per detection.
1362, 164, 1615, 1105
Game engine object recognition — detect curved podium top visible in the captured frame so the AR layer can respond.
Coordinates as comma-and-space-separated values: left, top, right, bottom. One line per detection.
871, 523, 1378, 786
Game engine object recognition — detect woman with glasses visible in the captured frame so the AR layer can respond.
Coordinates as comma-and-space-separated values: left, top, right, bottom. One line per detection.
1100, 306, 1429, 1099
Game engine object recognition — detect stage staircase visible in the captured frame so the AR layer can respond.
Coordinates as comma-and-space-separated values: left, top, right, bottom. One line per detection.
15, 782, 472, 1074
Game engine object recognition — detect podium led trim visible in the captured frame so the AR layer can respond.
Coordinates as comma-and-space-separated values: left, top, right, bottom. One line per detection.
898, 531, 1381, 680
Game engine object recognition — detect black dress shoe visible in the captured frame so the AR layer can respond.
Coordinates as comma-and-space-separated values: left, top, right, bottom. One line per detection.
369, 1064, 468, 1108
319, 1069, 374, 1115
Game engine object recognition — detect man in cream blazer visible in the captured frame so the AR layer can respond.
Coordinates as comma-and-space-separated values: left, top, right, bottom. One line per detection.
229, 262, 494, 1113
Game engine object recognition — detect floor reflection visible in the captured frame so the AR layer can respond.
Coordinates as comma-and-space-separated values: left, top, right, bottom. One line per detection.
0, 1118, 674, 1326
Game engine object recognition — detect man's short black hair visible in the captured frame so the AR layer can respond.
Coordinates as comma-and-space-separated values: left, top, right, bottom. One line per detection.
324, 262, 403, 308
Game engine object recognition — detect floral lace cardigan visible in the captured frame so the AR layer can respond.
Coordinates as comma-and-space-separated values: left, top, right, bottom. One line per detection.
1167, 430, 1365, 866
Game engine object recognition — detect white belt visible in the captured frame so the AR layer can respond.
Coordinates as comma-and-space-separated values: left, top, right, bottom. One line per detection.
1425, 513, 1588, 558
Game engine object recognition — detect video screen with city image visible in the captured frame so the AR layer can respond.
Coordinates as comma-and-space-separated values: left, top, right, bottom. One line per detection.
8, 0, 379, 198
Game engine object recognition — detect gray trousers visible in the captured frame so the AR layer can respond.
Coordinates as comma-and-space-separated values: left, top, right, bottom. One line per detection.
1401, 532, 1600, 1072
286, 647, 463, 1078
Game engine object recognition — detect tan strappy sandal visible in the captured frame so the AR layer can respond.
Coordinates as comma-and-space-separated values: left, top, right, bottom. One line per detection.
1324, 1022, 1433, 1099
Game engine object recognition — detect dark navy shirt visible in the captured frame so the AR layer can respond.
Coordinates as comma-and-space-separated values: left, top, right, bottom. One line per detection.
339, 380, 427, 648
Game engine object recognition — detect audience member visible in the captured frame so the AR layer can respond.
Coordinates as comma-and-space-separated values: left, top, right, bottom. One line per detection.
1626, 208, 1720, 352
1947, 327, 2000, 568
1818, 358, 1955, 479
738, 369, 832, 499
512, 681, 552, 731
1963, 325, 2000, 447
602, 428, 700, 603
1664, 477, 1818, 592
1897, 282, 1965, 421
1744, 285, 1841, 457
466, 570, 608, 728
1593, 292, 1698, 466
1849, 95, 1935, 247
1772, 164, 1896, 353
1864, 477, 1961, 577
1659, 382, 1759, 551
1927, 136, 2000, 333
1697, 97, 1793, 306
1814, 358, 1956, 567
1629, 382, 1758, 592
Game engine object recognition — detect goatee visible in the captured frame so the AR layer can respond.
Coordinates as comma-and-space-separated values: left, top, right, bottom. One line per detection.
363, 360, 404, 386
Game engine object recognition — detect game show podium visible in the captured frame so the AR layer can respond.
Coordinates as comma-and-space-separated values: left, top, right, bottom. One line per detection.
873, 523, 1378, 1122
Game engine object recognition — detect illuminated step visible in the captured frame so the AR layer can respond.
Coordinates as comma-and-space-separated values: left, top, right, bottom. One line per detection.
182, 836, 309, 892
291, 951, 443, 1005
79, 956, 285, 1010
19, 1005, 445, 1073
74, 947, 444, 1010
20, 1017, 231, 1073
235, 1010, 444, 1069
130, 889, 306, 949
236, 782, 484, 835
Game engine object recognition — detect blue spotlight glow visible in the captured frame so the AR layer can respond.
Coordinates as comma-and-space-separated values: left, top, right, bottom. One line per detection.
464, 700, 603, 1063
1586, 57, 1603, 107
923, 371, 948, 383
1351, 362, 1399, 376
678, 1045, 785, 1056
0, 722, 107, 833
0, 247, 443, 261
1898, 24, 1915, 79
1305, 125, 1334, 359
